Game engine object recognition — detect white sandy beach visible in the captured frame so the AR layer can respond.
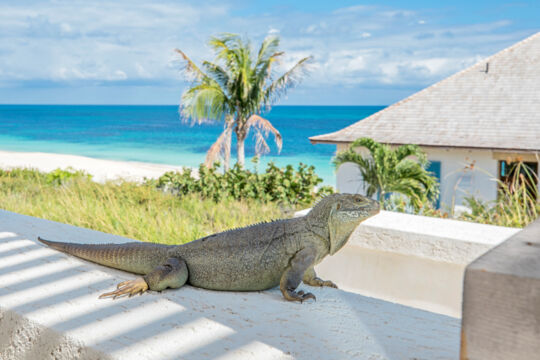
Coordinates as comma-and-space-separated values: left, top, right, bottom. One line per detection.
0, 150, 189, 182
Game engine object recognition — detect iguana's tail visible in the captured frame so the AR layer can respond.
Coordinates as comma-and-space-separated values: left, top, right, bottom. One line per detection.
37, 237, 172, 275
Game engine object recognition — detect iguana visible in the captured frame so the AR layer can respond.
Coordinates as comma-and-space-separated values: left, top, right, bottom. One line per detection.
38, 193, 379, 302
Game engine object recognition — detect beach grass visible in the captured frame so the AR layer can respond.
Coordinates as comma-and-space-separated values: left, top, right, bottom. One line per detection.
0, 168, 284, 245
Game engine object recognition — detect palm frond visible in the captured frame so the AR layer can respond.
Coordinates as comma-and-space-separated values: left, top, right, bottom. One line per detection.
332, 149, 365, 168
350, 137, 381, 154
246, 114, 283, 154
204, 119, 234, 167
180, 83, 229, 124
255, 35, 283, 80
209, 34, 246, 72
395, 144, 427, 165
253, 131, 270, 155
174, 49, 208, 82
202, 61, 230, 90
264, 56, 312, 106
208, 33, 237, 54
256, 35, 281, 64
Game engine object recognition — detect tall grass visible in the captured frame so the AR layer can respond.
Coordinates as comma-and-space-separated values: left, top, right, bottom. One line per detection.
0, 168, 284, 245
460, 162, 539, 228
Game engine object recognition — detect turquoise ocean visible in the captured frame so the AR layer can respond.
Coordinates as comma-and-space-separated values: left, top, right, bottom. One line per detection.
0, 105, 384, 186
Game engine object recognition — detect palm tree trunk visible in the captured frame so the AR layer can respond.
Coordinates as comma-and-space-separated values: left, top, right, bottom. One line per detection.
235, 124, 247, 168
223, 137, 231, 171
237, 138, 245, 167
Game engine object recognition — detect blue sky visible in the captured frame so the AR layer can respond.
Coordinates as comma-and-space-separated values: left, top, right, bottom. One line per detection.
0, 0, 538, 105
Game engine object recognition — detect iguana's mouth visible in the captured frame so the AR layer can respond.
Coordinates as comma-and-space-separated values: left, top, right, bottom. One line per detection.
342, 204, 380, 216
340, 209, 367, 218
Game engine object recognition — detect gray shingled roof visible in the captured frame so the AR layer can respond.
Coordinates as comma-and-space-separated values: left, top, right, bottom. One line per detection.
310, 32, 540, 152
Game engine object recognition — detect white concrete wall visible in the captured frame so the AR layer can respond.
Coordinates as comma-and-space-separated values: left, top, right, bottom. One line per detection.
314, 210, 519, 318
335, 144, 500, 209
0, 210, 461, 360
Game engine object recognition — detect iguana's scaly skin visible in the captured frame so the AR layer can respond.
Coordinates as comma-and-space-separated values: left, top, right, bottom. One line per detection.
38, 194, 379, 302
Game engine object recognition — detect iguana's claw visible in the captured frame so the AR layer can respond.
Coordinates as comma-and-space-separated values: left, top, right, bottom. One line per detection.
321, 280, 338, 288
99, 277, 149, 299
284, 289, 316, 303
304, 278, 338, 288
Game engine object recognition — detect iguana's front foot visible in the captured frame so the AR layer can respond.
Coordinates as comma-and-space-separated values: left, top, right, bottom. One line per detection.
283, 288, 316, 303
280, 247, 318, 303
99, 277, 149, 299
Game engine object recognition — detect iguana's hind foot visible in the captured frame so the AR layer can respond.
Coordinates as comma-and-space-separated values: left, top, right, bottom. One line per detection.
99, 257, 188, 300
99, 277, 149, 299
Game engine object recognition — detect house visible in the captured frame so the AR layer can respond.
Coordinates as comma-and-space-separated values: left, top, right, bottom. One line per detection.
310, 32, 540, 209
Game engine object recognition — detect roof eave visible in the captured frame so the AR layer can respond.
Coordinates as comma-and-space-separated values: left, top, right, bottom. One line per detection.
309, 138, 540, 153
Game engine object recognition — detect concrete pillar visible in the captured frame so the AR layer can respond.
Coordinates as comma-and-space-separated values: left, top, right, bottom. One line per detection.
460, 218, 540, 359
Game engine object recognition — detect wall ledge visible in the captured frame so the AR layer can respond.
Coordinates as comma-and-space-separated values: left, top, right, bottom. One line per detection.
0, 210, 459, 359
297, 209, 519, 265
357, 211, 519, 264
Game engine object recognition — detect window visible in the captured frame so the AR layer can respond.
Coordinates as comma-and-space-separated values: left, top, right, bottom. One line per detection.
427, 161, 441, 209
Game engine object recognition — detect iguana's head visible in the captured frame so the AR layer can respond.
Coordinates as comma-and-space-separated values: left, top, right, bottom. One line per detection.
310, 193, 380, 255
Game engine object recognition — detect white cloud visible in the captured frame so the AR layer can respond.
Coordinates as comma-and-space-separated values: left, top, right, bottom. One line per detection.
0, 0, 531, 103
135, 63, 151, 78
112, 70, 127, 81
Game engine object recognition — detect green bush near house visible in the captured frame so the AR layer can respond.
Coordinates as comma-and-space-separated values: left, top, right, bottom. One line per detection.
333, 137, 439, 210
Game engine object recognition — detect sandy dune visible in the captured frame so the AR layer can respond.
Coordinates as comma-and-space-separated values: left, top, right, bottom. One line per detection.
0, 150, 189, 182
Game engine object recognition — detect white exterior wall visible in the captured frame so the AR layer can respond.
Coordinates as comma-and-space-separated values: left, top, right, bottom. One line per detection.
335, 143, 500, 209
425, 147, 498, 208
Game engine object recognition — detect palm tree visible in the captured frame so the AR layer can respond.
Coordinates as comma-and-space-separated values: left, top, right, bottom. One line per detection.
176, 34, 311, 169
333, 137, 438, 209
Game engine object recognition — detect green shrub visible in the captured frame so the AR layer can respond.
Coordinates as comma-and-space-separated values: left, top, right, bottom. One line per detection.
153, 161, 334, 207
45, 167, 93, 185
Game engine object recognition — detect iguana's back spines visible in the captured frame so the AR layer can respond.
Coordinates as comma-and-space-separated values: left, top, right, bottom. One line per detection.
202, 217, 292, 237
